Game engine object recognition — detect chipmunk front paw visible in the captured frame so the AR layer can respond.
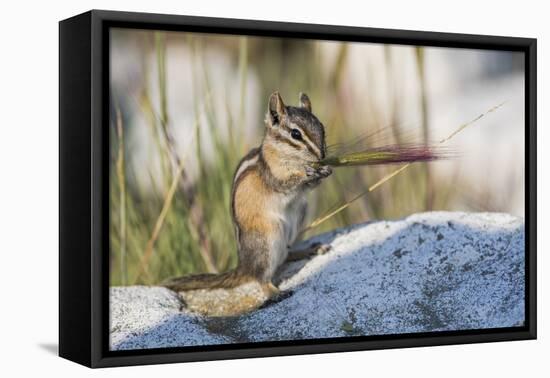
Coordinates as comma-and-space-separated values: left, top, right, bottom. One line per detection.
317, 165, 332, 178
305, 165, 332, 179
305, 165, 332, 188
305, 165, 317, 178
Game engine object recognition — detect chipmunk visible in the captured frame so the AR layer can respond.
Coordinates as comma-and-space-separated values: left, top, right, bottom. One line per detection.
163, 92, 332, 315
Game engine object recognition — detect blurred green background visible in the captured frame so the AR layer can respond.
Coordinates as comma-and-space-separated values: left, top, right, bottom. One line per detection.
109, 29, 525, 286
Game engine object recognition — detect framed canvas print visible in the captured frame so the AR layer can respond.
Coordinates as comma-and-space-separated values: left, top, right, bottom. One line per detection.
59, 10, 537, 368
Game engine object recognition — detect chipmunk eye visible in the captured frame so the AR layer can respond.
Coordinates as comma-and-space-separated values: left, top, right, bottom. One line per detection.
290, 128, 302, 140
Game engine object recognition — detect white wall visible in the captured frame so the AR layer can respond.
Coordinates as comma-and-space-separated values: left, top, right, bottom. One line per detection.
0, 0, 546, 376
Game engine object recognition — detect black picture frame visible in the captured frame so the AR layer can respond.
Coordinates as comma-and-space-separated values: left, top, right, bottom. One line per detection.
59, 9, 537, 368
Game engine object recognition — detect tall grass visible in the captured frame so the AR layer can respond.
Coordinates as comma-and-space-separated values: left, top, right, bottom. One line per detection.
109, 33, 481, 286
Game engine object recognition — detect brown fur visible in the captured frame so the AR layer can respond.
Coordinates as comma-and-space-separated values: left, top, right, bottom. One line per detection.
163, 270, 250, 291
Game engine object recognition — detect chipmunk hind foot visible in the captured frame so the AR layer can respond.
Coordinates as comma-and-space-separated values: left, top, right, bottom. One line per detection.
287, 242, 332, 261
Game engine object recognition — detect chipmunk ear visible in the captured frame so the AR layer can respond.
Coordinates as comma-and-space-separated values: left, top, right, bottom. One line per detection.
267, 91, 286, 126
298, 92, 312, 112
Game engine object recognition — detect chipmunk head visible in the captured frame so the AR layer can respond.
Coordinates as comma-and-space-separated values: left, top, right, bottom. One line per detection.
264, 92, 326, 162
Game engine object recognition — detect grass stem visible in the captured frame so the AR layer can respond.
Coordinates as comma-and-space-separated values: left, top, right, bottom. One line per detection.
115, 108, 127, 285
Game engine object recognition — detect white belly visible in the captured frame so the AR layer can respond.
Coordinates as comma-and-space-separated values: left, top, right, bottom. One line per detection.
283, 195, 307, 246
265, 193, 307, 279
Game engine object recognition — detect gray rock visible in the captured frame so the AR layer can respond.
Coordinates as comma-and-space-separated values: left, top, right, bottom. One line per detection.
110, 211, 525, 350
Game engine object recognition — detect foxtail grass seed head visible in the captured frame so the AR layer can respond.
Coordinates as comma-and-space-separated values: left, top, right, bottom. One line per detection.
317, 145, 452, 168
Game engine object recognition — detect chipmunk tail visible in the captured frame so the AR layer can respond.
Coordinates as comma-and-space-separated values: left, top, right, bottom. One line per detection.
161, 270, 248, 292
